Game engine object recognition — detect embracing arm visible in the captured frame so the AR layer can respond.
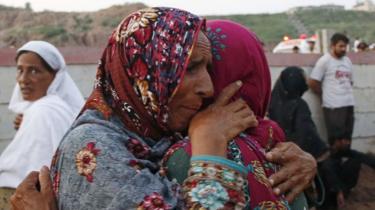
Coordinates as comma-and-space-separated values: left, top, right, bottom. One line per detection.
10, 166, 57, 210
266, 142, 317, 202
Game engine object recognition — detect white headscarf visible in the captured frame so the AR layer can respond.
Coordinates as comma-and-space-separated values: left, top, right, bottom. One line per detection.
8, 41, 84, 114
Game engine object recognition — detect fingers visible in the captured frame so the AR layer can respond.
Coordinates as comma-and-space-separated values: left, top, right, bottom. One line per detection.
267, 143, 317, 203
240, 113, 258, 128
223, 107, 258, 140
265, 142, 294, 164
226, 98, 247, 112
235, 104, 253, 117
214, 80, 242, 106
285, 184, 306, 203
11, 171, 39, 210
15, 114, 23, 122
17, 171, 40, 191
14, 114, 23, 130
273, 141, 294, 152
10, 193, 24, 210
273, 172, 300, 195
265, 149, 289, 164
268, 167, 290, 188
229, 100, 257, 127
39, 166, 53, 195
271, 167, 307, 203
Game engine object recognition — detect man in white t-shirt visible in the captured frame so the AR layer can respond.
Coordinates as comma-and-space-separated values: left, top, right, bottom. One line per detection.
309, 33, 356, 209
309, 33, 354, 150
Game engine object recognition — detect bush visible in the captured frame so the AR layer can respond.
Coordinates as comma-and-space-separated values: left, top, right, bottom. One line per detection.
73, 15, 93, 32
36, 26, 67, 39
101, 17, 122, 28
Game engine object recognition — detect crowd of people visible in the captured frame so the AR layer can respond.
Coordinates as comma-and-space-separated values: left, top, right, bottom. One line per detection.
0, 6, 374, 210
271, 32, 375, 209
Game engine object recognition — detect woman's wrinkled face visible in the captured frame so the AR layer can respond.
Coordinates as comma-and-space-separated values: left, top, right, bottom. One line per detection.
16, 52, 56, 101
167, 32, 214, 132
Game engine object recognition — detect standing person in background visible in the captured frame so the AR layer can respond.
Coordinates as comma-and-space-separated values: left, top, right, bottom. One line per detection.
309, 33, 354, 156
309, 33, 357, 209
0, 41, 85, 210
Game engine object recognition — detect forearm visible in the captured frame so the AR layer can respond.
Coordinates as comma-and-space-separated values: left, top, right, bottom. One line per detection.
308, 79, 322, 95
163, 143, 249, 208
190, 133, 227, 157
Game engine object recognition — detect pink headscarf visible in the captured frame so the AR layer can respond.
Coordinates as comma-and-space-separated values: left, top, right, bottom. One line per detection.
207, 20, 284, 149
207, 20, 288, 208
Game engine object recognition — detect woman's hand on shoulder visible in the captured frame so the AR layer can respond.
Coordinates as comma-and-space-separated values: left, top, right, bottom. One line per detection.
189, 81, 258, 157
265, 142, 317, 202
10, 166, 57, 210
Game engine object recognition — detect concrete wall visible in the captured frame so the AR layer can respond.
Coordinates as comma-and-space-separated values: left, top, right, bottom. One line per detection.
1, 50, 375, 154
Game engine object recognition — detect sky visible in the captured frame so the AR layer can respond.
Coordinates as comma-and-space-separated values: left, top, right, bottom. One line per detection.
0, 0, 360, 15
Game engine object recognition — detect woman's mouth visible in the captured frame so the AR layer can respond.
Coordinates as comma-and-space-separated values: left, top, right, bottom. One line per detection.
20, 87, 33, 95
182, 105, 201, 112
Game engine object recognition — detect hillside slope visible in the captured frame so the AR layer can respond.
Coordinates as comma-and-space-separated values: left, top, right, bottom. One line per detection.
0, 4, 374, 48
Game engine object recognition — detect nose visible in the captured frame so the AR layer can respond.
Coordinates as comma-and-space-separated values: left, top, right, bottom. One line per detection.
196, 69, 214, 98
17, 70, 30, 85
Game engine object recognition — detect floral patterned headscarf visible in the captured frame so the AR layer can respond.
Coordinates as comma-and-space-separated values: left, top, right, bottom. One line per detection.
82, 7, 205, 138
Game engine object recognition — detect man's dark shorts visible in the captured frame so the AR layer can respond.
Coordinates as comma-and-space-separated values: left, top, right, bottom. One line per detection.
323, 106, 354, 145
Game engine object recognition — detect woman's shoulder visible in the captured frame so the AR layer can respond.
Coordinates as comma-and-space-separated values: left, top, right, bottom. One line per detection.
26, 95, 73, 116
59, 110, 132, 153
22, 95, 75, 128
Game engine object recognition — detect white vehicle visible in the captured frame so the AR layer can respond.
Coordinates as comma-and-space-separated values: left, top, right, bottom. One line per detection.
273, 37, 318, 54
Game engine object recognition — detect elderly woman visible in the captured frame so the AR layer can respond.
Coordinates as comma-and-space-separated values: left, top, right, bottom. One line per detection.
10, 8, 316, 210
0, 41, 84, 209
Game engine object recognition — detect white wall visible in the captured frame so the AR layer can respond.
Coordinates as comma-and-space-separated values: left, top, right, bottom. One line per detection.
1, 64, 375, 154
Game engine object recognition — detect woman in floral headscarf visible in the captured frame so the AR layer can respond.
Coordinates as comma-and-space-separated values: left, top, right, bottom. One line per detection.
46, 7, 256, 210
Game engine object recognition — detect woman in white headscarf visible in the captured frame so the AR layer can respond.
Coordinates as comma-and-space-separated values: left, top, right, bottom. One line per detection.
0, 41, 84, 209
